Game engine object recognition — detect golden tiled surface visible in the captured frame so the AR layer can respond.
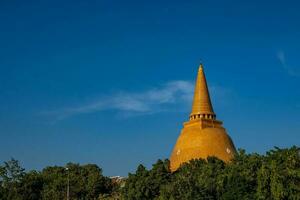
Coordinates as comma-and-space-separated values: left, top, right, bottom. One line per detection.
170, 119, 236, 171
190, 64, 215, 117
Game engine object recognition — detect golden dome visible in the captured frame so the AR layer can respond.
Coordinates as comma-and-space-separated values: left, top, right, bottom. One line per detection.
169, 64, 236, 172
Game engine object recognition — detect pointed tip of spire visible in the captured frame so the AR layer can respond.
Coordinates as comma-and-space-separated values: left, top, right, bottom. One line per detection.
199, 63, 204, 71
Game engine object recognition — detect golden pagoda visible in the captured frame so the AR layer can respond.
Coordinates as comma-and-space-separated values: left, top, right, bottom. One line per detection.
170, 64, 236, 172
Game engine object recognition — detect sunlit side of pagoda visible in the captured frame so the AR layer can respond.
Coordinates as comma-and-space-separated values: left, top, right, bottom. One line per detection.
170, 64, 236, 172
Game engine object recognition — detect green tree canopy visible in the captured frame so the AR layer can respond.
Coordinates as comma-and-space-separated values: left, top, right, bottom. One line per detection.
122, 146, 300, 200
0, 146, 299, 200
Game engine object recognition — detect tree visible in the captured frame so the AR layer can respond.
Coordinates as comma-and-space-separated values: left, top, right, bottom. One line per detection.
258, 146, 300, 200
41, 166, 67, 200
0, 158, 25, 200
41, 163, 112, 200
1, 158, 25, 184
159, 158, 225, 200
122, 160, 171, 200
219, 150, 262, 200
80, 164, 112, 199
18, 171, 43, 200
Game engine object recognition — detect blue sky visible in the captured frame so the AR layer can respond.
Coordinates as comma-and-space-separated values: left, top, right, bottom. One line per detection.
0, 0, 299, 176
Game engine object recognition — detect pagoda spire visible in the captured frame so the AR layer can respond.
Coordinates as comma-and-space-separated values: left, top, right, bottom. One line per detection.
189, 64, 216, 120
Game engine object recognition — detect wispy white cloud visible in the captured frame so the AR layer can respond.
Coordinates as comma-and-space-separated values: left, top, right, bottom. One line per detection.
42, 80, 233, 121
43, 80, 194, 120
277, 51, 299, 77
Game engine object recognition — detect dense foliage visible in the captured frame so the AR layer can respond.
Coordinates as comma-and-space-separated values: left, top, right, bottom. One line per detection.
122, 146, 300, 200
0, 146, 299, 199
0, 161, 113, 200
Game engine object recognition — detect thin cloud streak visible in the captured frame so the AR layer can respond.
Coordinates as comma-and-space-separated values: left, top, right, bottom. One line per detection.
43, 81, 194, 120
277, 51, 299, 77
42, 80, 233, 121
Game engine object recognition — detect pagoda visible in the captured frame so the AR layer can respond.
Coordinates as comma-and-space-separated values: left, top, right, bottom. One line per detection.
170, 64, 236, 172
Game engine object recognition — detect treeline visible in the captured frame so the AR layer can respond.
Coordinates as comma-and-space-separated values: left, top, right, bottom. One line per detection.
0, 161, 117, 200
123, 146, 300, 200
0, 146, 299, 200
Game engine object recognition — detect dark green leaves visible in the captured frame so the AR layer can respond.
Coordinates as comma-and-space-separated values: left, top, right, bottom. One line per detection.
122, 146, 300, 200
0, 146, 299, 200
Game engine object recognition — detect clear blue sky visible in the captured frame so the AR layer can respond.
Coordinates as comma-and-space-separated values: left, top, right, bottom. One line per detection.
0, 0, 299, 176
